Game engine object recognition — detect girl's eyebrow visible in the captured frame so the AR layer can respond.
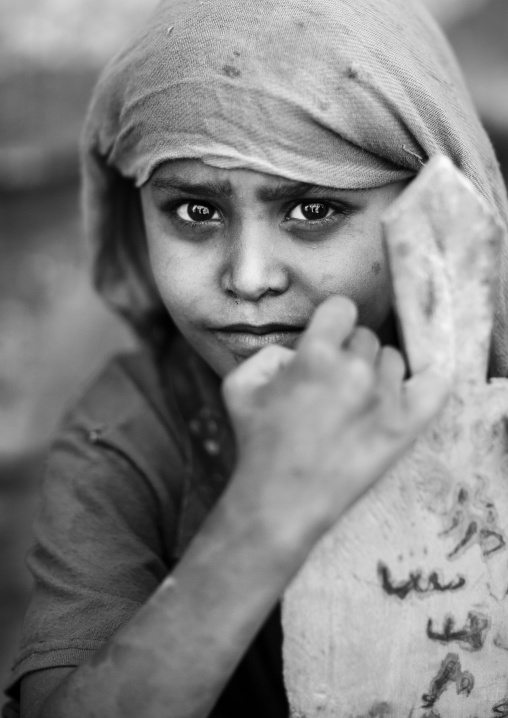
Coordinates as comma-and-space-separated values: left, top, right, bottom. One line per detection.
257, 181, 319, 201
151, 177, 233, 198
151, 176, 337, 201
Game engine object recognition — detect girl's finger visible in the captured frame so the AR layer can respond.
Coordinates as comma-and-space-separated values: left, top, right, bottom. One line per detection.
298, 296, 358, 353
377, 346, 405, 393
224, 344, 295, 400
346, 327, 380, 365
402, 366, 451, 432
376, 346, 406, 421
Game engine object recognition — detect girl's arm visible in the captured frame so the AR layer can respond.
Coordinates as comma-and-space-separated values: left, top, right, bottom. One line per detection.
22, 296, 448, 718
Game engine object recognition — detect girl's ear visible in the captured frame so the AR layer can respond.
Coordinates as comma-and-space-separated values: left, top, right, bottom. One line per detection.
83, 148, 173, 346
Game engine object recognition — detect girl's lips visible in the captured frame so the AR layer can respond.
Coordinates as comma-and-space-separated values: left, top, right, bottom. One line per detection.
212, 327, 303, 357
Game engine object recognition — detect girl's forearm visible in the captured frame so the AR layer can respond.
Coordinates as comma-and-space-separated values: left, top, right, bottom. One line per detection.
39, 471, 309, 718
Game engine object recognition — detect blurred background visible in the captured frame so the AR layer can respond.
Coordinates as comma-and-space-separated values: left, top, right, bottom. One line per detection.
0, 0, 507, 707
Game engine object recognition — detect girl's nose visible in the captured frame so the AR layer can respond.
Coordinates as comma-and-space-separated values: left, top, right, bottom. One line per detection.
221, 227, 290, 301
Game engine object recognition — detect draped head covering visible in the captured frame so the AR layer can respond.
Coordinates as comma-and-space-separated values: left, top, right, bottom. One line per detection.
81, 0, 508, 373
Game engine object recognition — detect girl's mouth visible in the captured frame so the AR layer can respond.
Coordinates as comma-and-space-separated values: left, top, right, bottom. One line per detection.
211, 323, 303, 357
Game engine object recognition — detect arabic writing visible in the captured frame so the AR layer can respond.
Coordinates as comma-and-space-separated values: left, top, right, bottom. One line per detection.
378, 563, 466, 600
426, 611, 490, 651
421, 653, 474, 709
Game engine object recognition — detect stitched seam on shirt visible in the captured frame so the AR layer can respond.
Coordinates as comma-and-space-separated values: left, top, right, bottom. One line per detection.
11, 641, 106, 671
17, 639, 105, 652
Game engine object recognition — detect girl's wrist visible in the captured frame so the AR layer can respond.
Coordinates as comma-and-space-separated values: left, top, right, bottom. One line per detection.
221, 467, 328, 579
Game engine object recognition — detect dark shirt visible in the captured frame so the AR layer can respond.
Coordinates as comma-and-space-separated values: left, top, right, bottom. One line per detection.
3, 336, 288, 717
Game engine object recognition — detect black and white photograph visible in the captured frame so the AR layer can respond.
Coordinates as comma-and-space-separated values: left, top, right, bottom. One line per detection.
1, 1, 508, 716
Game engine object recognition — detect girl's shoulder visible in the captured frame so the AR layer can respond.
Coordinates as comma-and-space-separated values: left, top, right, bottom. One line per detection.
59, 338, 199, 461
63, 346, 175, 437
53, 337, 235, 558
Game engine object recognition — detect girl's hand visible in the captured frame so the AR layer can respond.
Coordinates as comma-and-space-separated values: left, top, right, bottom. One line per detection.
222, 295, 450, 551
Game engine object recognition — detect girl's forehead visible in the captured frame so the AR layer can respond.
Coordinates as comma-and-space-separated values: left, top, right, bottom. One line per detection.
148, 160, 361, 200
145, 159, 409, 208
152, 160, 287, 183
149, 160, 318, 192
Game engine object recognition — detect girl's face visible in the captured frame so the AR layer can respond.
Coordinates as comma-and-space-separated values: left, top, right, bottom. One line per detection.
140, 160, 407, 377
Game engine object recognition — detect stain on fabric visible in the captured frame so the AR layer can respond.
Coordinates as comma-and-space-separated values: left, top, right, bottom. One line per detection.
378, 563, 466, 600
421, 653, 474, 709
372, 261, 382, 276
223, 64, 241, 78
426, 612, 490, 651
346, 65, 359, 80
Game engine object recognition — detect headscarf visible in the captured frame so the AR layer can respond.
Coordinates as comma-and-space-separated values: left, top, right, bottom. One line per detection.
81, 0, 508, 374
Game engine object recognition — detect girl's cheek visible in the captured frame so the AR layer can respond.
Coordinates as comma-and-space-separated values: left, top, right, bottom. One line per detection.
147, 254, 190, 321
356, 261, 392, 330
315, 258, 391, 331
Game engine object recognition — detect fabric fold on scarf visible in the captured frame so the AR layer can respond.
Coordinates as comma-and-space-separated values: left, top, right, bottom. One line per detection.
81, 0, 508, 374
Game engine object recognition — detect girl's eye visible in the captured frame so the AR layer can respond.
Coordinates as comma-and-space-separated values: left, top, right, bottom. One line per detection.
288, 202, 335, 221
176, 202, 221, 223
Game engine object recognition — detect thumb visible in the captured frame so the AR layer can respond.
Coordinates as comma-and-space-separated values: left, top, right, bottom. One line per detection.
222, 345, 295, 408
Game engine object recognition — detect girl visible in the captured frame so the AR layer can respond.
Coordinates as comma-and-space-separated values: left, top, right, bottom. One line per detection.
5, 0, 508, 716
